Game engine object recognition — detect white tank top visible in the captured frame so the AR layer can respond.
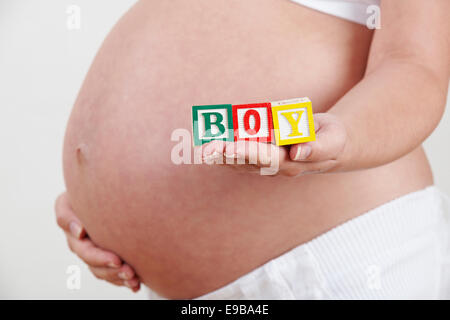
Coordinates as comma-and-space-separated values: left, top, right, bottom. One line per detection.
290, 0, 381, 26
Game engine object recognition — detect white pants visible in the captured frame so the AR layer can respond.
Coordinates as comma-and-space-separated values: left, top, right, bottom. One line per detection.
148, 186, 450, 299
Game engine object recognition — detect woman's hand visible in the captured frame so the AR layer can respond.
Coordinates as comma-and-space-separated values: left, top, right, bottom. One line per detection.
55, 192, 141, 292
201, 113, 348, 177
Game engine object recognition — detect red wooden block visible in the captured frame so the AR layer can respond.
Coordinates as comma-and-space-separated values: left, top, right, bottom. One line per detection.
232, 103, 273, 142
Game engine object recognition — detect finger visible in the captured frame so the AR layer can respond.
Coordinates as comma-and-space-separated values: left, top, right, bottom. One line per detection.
224, 141, 288, 168
131, 285, 141, 293
55, 192, 86, 239
201, 140, 228, 164
117, 264, 137, 280
89, 264, 137, 282
202, 140, 227, 156
109, 279, 140, 292
106, 279, 140, 292
66, 233, 122, 268
201, 140, 288, 176
290, 114, 346, 162
89, 267, 122, 281
124, 278, 141, 290
202, 140, 285, 167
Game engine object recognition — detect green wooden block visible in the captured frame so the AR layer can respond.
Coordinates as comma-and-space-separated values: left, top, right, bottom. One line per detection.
192, 104, 234, 146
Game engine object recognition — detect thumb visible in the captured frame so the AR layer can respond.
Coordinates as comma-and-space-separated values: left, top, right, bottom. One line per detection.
55, 192, 86, 239
289, 113, 347, 162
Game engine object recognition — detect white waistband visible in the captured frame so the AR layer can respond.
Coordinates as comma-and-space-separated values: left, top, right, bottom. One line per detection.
304, 185, 450, 298
197, 186, 450, 299
148, 186, 450, 299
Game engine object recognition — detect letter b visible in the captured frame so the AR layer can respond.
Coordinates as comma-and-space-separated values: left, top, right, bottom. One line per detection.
203, 112, 225, 137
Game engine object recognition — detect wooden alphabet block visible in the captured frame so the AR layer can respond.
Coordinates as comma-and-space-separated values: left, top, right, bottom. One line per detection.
271, 98, 316, 146
232, 103, 273, 142
192, 104, 234, 146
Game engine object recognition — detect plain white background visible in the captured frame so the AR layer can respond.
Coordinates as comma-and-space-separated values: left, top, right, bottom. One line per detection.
0, 0, 449, 299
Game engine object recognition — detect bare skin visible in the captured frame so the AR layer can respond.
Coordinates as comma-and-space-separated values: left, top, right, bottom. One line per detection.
59, 0, 449, 298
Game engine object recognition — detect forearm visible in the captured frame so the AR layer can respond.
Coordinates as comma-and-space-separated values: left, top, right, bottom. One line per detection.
329, 58, 448, 172
202, 0, 449, 178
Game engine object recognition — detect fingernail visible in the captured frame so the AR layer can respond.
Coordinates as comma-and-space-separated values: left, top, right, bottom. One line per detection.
107, 261, 121, 268
203, 151, 221, 164
295, 145, 311, 160
69, 222, 82, 239
224, 152, 236, 159
295, 146, 302, 160
118, 272, 131, 280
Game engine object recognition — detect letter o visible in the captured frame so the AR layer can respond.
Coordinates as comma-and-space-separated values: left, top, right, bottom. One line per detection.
243, 110, 261, 135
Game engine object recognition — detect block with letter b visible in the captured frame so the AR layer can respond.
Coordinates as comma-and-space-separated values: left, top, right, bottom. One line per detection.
271, 98, 316, 146
192, 104, 234, 146
232, 103, 273, 142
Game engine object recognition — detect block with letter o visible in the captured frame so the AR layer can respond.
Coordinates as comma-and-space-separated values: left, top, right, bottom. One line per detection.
232, 103, 273, 142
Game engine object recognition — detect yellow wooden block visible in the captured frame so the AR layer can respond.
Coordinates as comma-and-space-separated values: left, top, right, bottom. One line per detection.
271, 97, 316, 146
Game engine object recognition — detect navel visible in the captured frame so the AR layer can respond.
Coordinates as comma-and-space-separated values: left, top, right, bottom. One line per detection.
76, 143, 89, 165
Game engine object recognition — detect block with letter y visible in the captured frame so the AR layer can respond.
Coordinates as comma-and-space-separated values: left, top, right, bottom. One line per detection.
271, 98, 316, 146
192, 104, 234, 146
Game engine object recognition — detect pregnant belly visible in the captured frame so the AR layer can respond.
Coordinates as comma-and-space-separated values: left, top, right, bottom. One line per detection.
63, 0, 428, 298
